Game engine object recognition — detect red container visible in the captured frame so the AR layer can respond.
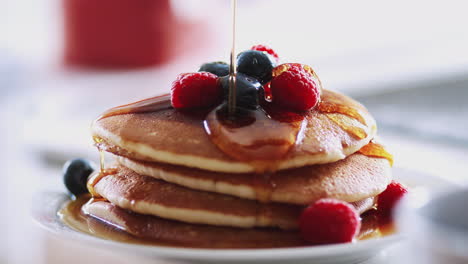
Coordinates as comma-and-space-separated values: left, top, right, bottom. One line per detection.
63, 0, 175, 68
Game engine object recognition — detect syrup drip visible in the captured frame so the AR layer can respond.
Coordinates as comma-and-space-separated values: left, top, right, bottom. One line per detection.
358, 141, 394, 166
316, 90, 370, 140
326, 114, 368, 140
204, 104, 307, 173
97, 93, 172, 120
88, 136, 117, 197
252, 173, 276, 202
86, 168, 118, 197
92, 136, 106, 172
317, 90, 367, 125
263, 83, 273, 102
86, 171, 103, 197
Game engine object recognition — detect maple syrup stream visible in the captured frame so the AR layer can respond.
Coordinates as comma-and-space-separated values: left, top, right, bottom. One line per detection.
227, 0, 237, 117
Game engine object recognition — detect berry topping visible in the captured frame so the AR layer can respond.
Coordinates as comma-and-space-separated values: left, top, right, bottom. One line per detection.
299, 198, 361, 245
251, 44, 279, 63
63, 158, 96, 197
377, 181, 408, 221
270, 63, 321, 112
199, 61, 229, 77
272, 63, 317, 78
237, 50, 276, 84
219, 73, 262, 109
171, 72, 221, 109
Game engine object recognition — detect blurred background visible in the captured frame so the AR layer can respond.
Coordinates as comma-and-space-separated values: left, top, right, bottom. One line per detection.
2, 0, 468, 263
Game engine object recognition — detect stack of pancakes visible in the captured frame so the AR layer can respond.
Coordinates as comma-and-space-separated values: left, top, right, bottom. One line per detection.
83, 90, 392, 248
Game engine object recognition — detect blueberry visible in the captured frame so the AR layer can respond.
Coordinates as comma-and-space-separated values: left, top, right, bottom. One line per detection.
237, 50, 276, 84
220, 73, 262, 109
198, 61, 230, 77
63, 158, 96, 197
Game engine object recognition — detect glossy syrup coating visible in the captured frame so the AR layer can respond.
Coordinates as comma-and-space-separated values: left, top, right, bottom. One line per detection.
92, 89, 378, 174
358, 141, 394, 166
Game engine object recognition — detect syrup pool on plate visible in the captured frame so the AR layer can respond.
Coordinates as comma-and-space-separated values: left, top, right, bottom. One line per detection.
59, 196, 396, 249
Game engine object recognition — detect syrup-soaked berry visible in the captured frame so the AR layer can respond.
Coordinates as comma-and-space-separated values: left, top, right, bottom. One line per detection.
198, 61, 229, 77
237, 50, 276, 84
171, 72, 221, 109
219, 73, 262, 109
377, 181, 408, 222
263, 82, 273, 102
251, 44, 279, 63
272, 63, 317, 77
63, 158, 96, 197
272, 63, 323, 91
299, 198, 361, 245
270, 63, 321, 112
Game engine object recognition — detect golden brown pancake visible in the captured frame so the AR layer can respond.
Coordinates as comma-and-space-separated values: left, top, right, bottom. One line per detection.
93, 166, 301, 229
91, 166, 376, 229
92, 90, 377, 173
116, 153, 391, 205
82, 200, 381, 249
83, 200, 305, 248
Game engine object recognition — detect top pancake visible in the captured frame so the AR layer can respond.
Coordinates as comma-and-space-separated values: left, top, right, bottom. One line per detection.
92, 90, 377, 173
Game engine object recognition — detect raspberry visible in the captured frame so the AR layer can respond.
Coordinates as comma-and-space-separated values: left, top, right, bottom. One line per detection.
251, 44, 279, 63
171, 72, 221, 109
270, 63, 320, 112
299, 198, 361, 245
377, 181, 408, 221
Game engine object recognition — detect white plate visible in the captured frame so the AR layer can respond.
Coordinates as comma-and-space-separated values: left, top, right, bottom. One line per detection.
32, 168, 457, 264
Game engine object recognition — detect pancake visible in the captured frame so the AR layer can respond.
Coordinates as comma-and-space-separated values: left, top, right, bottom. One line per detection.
83, 200, 305, 248
91, 166, 376, 229
92, 90, 377, 173
116, 153, 392, 205
82, 200, 381, 249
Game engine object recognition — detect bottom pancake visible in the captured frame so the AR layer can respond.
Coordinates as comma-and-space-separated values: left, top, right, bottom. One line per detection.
83, 200, 305, 248
91, 166, 377, 230
82, 200, 381, 249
